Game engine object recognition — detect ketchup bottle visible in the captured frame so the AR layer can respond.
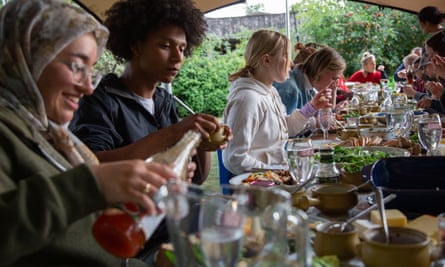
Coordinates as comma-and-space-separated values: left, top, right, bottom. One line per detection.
92, 204, 146, 258
92, 131, 202, 258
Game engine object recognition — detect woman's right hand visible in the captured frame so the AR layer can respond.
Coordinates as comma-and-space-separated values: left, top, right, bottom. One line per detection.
402, 85, 416, 97
175, 113, 220, 141
311, 88, 333, 110
91, 161, 177, 215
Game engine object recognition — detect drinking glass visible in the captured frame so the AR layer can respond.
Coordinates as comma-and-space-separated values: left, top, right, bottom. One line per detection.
199, 194, 246, 267
285, 138, 314, 185
386, 107, 413, 138
432, 213, 445, 267
318, 108, 333, 140
160, 181, 247, 267
417, 114, 442, 155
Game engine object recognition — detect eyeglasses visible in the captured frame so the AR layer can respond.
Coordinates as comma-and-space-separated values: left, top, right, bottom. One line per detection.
57, 61, 102, 88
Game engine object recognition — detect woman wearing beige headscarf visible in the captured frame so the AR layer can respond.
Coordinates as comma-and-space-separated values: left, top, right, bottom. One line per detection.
0, 0, 176, 266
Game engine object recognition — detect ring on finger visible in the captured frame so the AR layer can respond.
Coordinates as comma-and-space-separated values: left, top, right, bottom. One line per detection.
144, 183, 152, 194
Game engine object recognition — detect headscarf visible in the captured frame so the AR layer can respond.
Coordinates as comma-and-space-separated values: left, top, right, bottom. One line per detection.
0, 0, 108, 167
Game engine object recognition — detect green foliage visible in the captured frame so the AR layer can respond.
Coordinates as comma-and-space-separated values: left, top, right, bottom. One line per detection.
172, 35, 248, 117
293, 0, 426, 77
96, 49, 124, 75
93, 1, 425, 118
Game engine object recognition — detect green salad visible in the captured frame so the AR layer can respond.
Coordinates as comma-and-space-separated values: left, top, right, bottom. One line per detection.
312, 255, 340, 267
333, 146, 388, 173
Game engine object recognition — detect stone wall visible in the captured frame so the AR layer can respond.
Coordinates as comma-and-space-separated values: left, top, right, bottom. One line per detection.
206, 12, 298, 38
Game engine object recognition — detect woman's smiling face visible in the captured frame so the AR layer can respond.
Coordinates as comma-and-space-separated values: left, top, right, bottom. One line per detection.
37, 33, 98, 124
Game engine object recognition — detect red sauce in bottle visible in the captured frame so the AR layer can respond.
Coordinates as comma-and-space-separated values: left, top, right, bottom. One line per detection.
92, 208, 146, 258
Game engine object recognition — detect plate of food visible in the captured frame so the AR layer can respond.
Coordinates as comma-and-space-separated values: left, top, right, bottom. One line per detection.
229, 170, 295, 188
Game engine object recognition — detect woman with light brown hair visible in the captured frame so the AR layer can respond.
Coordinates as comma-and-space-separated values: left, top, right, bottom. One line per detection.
292, 42, 319, 65
275, 44, 346, 114
222, 30, 335, 175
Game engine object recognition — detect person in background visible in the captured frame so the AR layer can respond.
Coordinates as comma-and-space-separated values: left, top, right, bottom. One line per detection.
416, 29, 445, 113
222, 30, 341, 175
433, 55, 445, 79
0, 0, 178, 266
403, 56, 425, 95
394, 47, 423, 82
397, 53, 421, 92
292, 42, 318, 65
274, 43, 346, 114
70, 0, 230, 185
418, 6, 444, 35
347, 51, 384, 84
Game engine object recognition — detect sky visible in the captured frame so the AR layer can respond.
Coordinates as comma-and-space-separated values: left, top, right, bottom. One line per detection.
205, 0, 301, 18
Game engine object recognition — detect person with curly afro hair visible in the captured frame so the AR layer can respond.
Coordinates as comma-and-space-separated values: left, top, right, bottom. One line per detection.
71, 0, 230, 180
69, 0, 231, 260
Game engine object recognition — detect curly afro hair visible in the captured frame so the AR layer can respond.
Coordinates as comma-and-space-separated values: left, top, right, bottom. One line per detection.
104, 0, 207, 61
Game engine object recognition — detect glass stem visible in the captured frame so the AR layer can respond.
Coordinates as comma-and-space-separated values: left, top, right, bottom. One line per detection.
323, 130, 328, 140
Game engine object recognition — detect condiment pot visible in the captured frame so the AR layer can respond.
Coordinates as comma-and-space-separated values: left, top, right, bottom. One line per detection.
357, 227, 433, 267
313, 222, 359, 260
298, 183, 358, 214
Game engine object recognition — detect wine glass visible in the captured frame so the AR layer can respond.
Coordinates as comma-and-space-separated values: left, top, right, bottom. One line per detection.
318, 108, 333, 140
417, 114, 442, 155
285, 138, 314, 186
199, 194, 246, 267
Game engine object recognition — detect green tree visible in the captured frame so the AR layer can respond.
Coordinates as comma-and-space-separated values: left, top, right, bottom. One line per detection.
172, 34, 248, 117
293, 0, 426, 77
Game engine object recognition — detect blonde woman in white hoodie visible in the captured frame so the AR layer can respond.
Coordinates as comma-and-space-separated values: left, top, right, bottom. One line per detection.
222, 29, 345, 175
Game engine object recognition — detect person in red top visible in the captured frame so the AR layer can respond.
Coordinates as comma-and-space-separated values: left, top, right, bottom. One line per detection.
347, 51, 382, 84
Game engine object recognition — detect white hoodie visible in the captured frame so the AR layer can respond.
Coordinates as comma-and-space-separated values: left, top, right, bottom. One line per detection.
222, 77, 309, 175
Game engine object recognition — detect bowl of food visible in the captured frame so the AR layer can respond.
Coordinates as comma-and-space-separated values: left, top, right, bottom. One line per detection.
314, 222, 359, 260
357, 227, 432, 267
359, 127, 395, 141
337, 127, 359, 140
359, 115, 377, 125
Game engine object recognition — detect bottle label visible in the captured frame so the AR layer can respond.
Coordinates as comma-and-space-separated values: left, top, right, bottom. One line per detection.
317, 176, 339, 183
139, 214, 165, 240
119, 203, 165, 241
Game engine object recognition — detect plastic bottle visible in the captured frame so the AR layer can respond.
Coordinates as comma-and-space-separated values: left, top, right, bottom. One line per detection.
92, 130, 202, 258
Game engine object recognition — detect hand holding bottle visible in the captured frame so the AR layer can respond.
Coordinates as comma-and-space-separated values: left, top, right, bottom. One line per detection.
93, 130, 201, 258
91, 160, 177, 215
174, 113, 231, 151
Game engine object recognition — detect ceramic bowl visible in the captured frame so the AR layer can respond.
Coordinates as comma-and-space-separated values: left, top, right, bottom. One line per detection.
359, 127, 395, 140
314, 222, 359, 260
357, 227, 432, 267
299, 183, 358, 214
339, 168, 372, 192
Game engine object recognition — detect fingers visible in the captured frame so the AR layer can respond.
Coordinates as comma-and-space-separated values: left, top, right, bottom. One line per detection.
92, 160, 178, 215
186, 161, 197, 181
312, 89, 333, 109
181, 113, 220, 140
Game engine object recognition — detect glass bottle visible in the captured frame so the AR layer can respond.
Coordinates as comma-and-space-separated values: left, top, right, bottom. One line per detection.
406, 65, 414, 85
315, 146, 339, 184
92, 130, 202, 258
145, 130, 201, 181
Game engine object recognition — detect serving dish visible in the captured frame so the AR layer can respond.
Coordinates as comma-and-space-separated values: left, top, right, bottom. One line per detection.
229, 171, 298, 193
359, 127, 396, 141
